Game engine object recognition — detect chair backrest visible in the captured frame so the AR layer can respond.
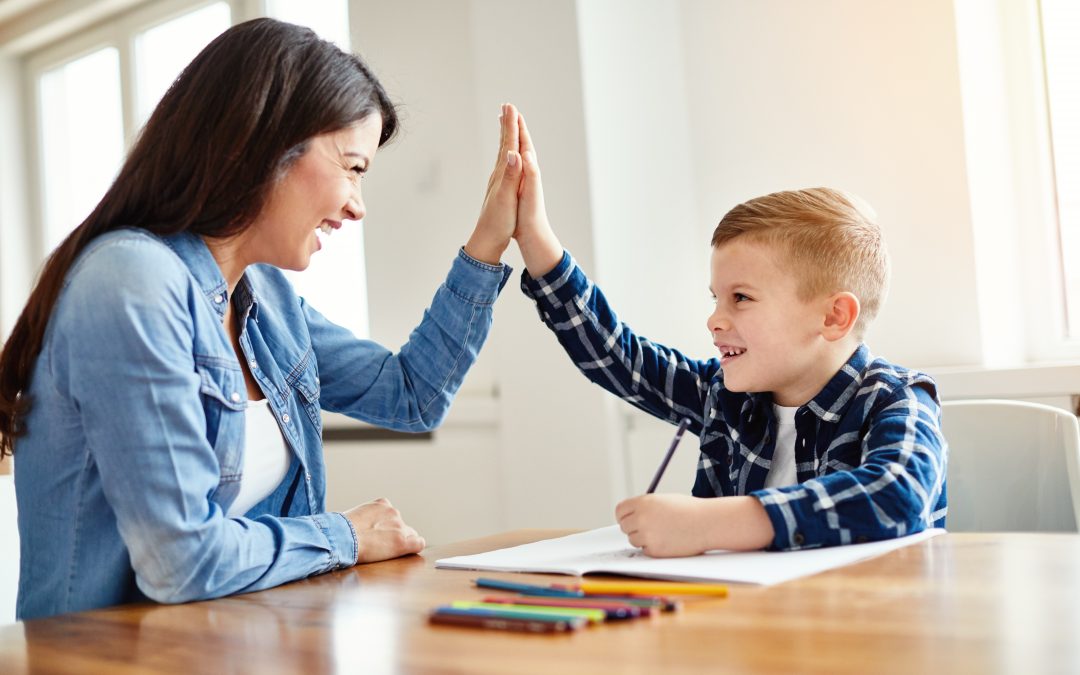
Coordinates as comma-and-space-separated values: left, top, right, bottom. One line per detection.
941, 399, 1080, 532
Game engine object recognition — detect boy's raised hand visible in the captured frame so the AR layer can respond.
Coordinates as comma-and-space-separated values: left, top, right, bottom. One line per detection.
512, 112, 564, 277
464, 103, 523, 265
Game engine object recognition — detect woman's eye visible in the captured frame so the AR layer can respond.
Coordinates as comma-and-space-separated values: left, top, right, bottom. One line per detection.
351, 166, 365, 177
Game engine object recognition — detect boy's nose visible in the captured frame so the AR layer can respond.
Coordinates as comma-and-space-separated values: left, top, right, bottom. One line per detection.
707, 309, 731, 334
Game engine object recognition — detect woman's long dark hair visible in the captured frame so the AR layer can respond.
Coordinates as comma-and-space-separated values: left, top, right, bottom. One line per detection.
0, 18, 398, 457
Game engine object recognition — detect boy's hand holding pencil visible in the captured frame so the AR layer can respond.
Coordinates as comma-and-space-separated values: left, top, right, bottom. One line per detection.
616, 418, 774, 556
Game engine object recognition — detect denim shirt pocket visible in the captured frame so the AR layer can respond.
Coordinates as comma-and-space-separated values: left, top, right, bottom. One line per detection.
285, 348, 322, 435
195, 358, 247, 484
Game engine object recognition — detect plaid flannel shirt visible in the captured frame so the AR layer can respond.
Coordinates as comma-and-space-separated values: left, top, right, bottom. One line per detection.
521, 251, 947, 551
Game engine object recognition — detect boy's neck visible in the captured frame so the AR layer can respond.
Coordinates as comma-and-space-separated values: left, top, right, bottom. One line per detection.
772, 339, 861, 407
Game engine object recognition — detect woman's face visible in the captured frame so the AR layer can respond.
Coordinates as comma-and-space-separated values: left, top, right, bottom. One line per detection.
245, 114, 383, 272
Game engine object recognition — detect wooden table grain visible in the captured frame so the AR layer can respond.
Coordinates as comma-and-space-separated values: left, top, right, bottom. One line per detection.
2, 530, 1079, 674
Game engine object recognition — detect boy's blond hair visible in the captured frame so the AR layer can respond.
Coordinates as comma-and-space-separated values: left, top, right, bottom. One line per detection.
711, 187, 889, 339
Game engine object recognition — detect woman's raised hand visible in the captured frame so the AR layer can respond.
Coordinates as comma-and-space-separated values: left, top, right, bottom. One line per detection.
513, 112, 563, 277
343, 497, 426, 564
463, 103, 523, 265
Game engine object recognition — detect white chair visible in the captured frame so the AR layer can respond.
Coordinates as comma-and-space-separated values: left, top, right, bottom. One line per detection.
941, 399, 1080, 532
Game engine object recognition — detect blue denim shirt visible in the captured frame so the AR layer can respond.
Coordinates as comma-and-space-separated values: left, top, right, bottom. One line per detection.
15, 229, 510, 620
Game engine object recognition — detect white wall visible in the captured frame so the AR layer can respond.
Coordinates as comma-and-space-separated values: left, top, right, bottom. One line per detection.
678, 1, 981, 368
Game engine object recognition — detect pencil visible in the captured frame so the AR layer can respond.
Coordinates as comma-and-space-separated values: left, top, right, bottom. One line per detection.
433, 605, 589, 626
481, 596, 645, 620
647, 417, 691, 493
449, 601, 607, 624
578, 579, 728, 597
473, 577, 585, 597
429, 610, 580, 633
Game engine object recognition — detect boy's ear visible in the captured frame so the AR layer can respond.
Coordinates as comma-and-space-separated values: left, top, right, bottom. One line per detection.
821, 292, 860, 341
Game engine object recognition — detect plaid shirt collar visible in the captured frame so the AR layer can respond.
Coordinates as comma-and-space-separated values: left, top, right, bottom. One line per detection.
803, 344, 871, 423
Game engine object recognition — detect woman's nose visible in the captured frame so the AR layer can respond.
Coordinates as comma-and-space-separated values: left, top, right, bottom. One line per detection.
343, 196, 365, 221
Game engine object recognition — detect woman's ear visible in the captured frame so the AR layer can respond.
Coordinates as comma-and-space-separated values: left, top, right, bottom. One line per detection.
822, 292, 860, 341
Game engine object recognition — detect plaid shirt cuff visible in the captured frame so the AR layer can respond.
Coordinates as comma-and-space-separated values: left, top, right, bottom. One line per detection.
519, 250, 578, 312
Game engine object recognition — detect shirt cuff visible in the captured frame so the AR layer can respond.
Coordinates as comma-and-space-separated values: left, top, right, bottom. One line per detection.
318, 512, 359, 568
445, 247, 512, 305
519, 250, 582, 308
751, 486, 832, 551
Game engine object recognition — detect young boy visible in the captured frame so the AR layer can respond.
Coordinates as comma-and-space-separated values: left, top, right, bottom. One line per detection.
509, 115, 946, 556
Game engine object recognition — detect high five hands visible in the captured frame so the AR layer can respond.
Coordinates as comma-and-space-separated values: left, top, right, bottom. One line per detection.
465, 104, 563, 277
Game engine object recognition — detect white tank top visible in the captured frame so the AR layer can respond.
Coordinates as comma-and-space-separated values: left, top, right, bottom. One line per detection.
226, 398, 290, 518
765, 404, 799, 488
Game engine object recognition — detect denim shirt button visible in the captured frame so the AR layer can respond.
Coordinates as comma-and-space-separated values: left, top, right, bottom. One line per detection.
282, 413, 291, 424
213, 294, 224, 304
230, 392, 240, 402
305, 472, 312, 481
249, 359, 257, 370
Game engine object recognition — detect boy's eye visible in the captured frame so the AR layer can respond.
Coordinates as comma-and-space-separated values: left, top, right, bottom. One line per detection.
734, 293, 750, 303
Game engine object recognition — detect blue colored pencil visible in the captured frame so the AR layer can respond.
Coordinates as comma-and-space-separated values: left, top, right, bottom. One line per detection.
473, 577, 586, 597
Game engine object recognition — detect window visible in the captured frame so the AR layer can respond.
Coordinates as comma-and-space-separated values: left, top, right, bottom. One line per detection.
133, 3, 231, 129
1039, 0, 1080, 339
953, 0, 1080, 365
38, 47, 124, 254
265, 0, 372, 340
24, 0, 367, 338
28, 0, 231, 256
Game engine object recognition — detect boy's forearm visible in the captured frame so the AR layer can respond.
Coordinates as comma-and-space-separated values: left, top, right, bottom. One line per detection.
516, 226, 563, 278
698, 496, 775, 551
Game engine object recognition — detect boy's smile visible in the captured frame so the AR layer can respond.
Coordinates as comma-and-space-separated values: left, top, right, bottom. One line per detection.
707, 239, 846, 406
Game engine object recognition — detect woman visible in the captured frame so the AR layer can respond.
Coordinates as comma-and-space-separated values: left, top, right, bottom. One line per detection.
0, 18, 524, 620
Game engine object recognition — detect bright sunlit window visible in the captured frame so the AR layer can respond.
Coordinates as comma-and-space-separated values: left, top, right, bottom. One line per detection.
1040, 0, 1080, 338
134, 3, 230, 128
38, 48, 124, 254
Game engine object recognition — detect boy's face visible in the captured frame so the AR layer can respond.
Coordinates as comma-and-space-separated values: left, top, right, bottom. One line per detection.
707, 239, 833, 406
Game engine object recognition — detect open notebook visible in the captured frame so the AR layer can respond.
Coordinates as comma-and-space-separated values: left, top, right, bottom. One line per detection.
436, 525, 945, 586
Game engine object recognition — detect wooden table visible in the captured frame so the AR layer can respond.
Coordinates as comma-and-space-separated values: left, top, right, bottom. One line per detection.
2, 530, 1079, 674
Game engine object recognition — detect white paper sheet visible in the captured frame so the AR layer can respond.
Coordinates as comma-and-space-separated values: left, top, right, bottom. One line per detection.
436, 525, 945, 586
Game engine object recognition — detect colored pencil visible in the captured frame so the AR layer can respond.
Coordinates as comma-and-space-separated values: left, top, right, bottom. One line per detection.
578, 579, 728, 597
449, 601, 606, 624
480, 596, 645, 620
433, 605, 589, 626
473, 577, 585, 598
429, 609, 581, 633
647, 417, 691, 493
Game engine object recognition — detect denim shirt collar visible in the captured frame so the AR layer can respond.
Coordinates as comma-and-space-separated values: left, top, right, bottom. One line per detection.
804, 343, 871, 423
160, 231, 258, 321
